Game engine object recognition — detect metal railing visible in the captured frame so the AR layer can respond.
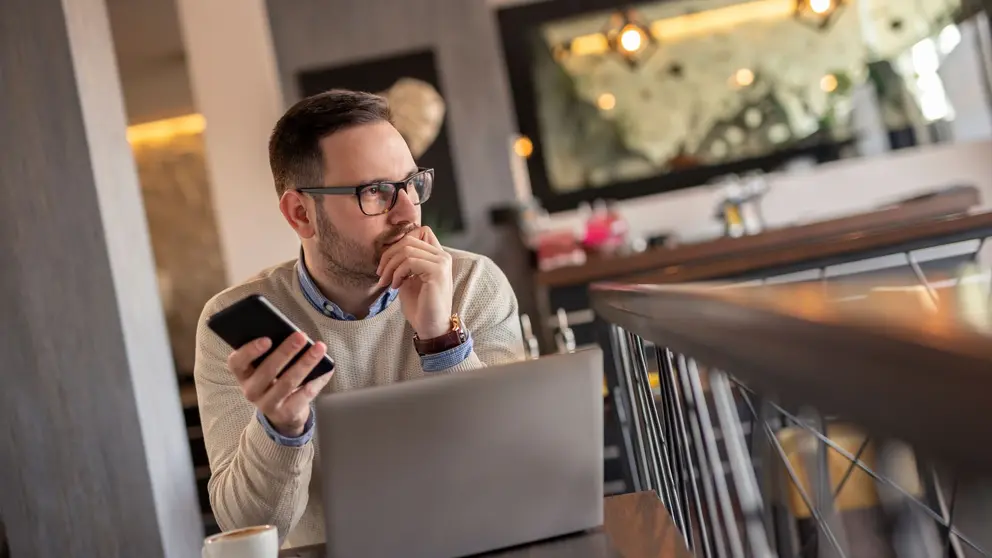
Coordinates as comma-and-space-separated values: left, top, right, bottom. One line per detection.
590, 275, 992, 558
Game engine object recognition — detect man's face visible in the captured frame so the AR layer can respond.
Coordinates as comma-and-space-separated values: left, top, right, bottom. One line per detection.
311, 121, 420, 283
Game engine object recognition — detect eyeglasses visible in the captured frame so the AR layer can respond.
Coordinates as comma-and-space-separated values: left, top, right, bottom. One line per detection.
297, 168, 434, 216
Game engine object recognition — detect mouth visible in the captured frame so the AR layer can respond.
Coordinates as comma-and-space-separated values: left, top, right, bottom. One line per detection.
382, 226, 417, 247
382, 234, 405, 248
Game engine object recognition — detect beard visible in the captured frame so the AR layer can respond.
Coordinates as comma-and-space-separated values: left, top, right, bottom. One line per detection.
314, 205, 416, 288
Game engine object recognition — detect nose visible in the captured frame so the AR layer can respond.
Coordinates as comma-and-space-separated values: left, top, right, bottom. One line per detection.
388, 187, 418, 222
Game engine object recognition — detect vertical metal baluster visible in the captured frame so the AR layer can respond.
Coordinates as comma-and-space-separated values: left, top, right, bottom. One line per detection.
659, 347, 696, 545
655, 346, 692, 543
678, 355, 730, 558
626, 331, 668, 506
602, 323, 642, 494
611, 326, 652, 492
660, 348, 713, 558
611, 376, 643, 494
711, 371, 776, 558
631, 335, 686, 536
622, 330, 656, 495
685, 358, 746, 558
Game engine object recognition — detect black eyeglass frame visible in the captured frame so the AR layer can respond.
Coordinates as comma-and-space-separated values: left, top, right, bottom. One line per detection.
297, 167, 435, 216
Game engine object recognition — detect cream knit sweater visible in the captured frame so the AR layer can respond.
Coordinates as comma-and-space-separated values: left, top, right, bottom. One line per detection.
193, 249, 525, 548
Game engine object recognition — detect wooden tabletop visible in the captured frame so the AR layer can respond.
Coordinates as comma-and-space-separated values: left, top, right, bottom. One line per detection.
279, 492, 691, 558
536, 187, 983, 287
601, 492, 693, 558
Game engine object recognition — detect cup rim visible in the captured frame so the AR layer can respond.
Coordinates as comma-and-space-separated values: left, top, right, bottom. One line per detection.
204, 525, 277, 544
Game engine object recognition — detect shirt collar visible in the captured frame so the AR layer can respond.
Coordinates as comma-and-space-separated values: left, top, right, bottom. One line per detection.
296, 250, 398, 321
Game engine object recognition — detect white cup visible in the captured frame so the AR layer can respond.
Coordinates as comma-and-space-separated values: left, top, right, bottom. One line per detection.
202, 525, 279, 558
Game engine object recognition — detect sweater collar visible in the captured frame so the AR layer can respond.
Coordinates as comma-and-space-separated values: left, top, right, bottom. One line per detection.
296, 250, 398, 321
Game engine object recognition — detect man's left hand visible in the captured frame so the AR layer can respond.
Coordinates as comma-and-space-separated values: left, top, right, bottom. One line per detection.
376, 226, 454, 340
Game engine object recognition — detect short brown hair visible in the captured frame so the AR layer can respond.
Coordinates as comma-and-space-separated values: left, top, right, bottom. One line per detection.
268, 89, 392, 196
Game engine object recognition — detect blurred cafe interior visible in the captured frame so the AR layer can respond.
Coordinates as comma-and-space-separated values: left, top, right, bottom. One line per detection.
3, 0, 992, 556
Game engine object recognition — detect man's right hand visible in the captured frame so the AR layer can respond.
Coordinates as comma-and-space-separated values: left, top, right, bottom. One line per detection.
227, 332, 334, 438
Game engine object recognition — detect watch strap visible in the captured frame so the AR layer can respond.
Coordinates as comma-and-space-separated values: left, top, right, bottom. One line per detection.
414, 315, 467, 356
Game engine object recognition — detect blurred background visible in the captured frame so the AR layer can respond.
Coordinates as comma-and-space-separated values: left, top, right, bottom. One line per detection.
3, 0, 992, 554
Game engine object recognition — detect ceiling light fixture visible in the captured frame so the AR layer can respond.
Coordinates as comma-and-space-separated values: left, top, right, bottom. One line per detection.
127, 114, 206, 145
603, 8, 657, 68
794, 0, 846, 30
554, 0, 794, 62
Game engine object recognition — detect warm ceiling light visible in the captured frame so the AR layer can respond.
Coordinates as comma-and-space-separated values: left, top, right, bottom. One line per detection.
603, 8, 656, 68
795, 0, 846, 29
512, 135, 534, 158
809, 0, 833, 14
127, 114, 205, 145
560, 1, 794, 61
597, 93, 617, 110
618, 25, 645, 53
820, 73, 839, 92
734, 68, 756, 87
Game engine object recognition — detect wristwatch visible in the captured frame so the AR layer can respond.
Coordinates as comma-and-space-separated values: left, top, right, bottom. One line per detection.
413, 314, 468, 356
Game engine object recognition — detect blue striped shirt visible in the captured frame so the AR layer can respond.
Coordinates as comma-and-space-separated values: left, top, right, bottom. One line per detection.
257, 252, 473, 447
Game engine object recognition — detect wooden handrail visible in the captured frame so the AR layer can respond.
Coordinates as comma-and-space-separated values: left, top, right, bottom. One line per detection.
590, 281, 992, 472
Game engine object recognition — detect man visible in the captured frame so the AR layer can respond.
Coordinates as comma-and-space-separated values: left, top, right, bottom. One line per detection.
194, 89, 525, 547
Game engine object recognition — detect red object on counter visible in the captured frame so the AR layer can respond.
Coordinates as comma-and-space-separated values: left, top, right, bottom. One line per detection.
582, 203, 628, 254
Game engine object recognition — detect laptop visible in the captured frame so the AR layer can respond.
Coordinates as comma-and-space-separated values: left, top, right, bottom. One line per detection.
315, 348, 605, 558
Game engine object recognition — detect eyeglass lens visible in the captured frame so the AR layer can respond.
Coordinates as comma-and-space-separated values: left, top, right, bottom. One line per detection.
358, 171, 433, 215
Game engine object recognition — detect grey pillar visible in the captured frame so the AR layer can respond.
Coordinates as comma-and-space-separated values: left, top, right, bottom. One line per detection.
0, 0, 203, 556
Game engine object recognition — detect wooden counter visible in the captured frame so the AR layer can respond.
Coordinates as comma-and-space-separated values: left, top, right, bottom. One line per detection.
537, 187, 982, 288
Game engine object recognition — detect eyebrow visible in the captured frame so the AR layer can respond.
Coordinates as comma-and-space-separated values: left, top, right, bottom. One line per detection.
358, 167, 420, 187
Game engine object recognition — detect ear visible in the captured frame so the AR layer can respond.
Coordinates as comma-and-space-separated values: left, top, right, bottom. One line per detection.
279, 190, 317, 239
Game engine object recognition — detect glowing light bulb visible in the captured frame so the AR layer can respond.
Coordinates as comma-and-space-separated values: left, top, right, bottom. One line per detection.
619, 26, 644, 53
597, 93, 617, 111
513, 136, 534, 158
734, 68, 755, 87
820, 74, 839, 93
809, 0, 833, 14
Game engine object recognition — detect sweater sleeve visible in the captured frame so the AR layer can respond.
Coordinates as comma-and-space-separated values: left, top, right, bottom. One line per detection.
443, 256, 526, 374
193, 294, 314, 542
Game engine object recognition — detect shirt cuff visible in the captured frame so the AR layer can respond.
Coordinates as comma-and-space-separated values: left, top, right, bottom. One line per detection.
256, 404, 315, 447
420, 332, 474, 373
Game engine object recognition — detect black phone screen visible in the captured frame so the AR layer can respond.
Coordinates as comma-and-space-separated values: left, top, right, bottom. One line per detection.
206, 294, 334, 384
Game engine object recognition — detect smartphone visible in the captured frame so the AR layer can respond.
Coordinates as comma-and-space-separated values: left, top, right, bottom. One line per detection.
206, 294, 334, 385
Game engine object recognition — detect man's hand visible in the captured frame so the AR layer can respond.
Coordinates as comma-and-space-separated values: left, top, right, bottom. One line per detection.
227, 332, 334, 437
376, 226, 454, 340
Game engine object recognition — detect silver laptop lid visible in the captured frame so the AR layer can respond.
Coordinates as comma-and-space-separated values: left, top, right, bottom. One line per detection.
315, 349, 604, 558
